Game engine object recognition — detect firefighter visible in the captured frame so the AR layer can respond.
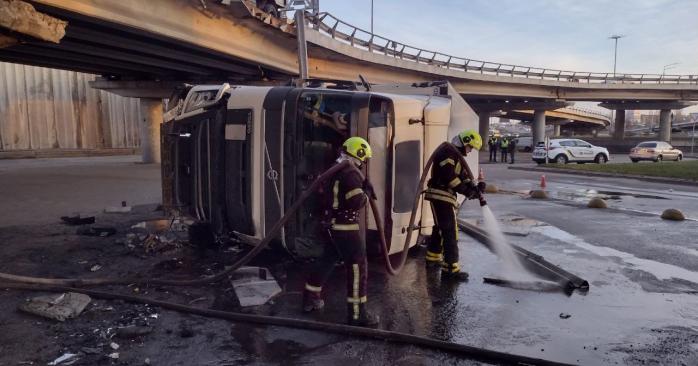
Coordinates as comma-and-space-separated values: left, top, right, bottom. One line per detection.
424, 129, 486, 281
302, 136, 379, 327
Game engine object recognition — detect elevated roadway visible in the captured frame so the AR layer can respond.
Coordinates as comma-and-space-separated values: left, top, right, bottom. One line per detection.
2, 0, 697, 157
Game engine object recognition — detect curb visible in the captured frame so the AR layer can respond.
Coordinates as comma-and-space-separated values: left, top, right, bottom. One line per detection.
508, 166, 698, 187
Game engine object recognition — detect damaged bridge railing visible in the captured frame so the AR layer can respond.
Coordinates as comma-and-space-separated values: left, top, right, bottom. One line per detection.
310, 12, 698, 85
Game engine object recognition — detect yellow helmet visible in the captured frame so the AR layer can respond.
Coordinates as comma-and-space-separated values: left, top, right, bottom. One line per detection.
342, 136, 372, 162
453, 129, 483, 150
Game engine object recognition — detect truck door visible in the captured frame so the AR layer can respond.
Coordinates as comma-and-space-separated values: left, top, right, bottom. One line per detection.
386, 98, 425, 254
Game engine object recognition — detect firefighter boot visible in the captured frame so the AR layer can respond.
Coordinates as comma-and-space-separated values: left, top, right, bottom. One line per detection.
347, 303, 379, 327
302, 289, 325, 313
441, 263, 469, 282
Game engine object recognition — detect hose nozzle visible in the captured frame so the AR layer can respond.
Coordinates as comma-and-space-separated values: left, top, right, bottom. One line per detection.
478, 195, 487, 207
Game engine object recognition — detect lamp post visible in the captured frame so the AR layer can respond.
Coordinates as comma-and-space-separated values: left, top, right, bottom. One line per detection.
370, 0, 374, 34
662, 62, 680, 75
608, 34, 625, 77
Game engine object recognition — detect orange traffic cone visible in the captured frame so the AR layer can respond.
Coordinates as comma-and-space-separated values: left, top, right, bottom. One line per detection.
540, 174, 547, 189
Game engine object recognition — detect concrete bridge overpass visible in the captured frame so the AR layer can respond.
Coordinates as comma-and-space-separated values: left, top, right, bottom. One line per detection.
2, 0, 697, 159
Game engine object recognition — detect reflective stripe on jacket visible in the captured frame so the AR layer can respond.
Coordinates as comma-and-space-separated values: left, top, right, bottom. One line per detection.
425, 143, 475, 207
329, 164, 366, 231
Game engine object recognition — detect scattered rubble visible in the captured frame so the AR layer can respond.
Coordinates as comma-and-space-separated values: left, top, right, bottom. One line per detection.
115, 325, 153, 339
661, 209, 685, 221
559, 313, 572, 319
231, 267, 282, 307
529, 190, 549, 199
105, 201, 132, 213
76, 226, 116, 237
587, 198, 608, 209
19, 292, 91, 322
60, 215, 96, 225
47, 353, 78, 365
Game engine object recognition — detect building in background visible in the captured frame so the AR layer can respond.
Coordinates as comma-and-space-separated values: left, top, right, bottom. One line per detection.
0, 62, 141, 154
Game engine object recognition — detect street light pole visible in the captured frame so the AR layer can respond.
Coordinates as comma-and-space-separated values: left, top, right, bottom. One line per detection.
609, 35, 624, 77
662, 62, 680, 75
370, 0, 374, 34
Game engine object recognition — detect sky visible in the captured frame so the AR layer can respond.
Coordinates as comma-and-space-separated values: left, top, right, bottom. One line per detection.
319, 0, 698, 76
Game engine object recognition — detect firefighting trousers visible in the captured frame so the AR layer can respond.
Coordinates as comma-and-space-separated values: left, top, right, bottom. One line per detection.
426, 200, 459, 268
305, 229, 368, 306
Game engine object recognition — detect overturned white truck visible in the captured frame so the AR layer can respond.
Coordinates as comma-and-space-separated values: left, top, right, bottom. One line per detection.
161, 81, 479, 257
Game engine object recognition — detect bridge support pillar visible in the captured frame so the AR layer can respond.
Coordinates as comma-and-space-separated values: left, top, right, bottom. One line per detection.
478, 111, 491, 149
140, 98, 163, 164
553, 125, 561, 137
613, 110, 626, 140
533, 109, 546, 145
659, 109, 672, 142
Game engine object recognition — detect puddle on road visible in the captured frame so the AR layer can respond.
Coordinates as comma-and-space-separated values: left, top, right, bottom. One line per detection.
532, 225, 698, 285
553, 189, 669, 203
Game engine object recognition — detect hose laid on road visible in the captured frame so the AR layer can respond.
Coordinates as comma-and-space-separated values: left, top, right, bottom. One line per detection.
0, 282, 574, 366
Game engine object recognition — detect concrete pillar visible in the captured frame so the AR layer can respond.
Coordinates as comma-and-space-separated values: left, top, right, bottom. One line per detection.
659, 109, 672, 142
553, 124, 561, 137
614, 109, 626, 140
532, 109, 546, 144
139, 98, 163, 163
478, 111, 490, 149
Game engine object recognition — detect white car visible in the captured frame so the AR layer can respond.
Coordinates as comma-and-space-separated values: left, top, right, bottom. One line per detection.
532, 139, 610, 164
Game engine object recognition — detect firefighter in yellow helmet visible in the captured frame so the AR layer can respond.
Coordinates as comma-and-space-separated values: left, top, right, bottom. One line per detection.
303, 136, 379, 326
424, 129, 486, 281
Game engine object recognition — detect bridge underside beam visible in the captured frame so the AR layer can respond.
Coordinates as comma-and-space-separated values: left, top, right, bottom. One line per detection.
599, 101, 697, 110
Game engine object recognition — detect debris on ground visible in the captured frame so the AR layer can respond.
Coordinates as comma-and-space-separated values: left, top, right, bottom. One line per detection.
110, 342, 120, 350
559, 313, 572, 319
76, 226, 116, 237
90, 264, 102, 272
587, 198, 608, 209
18, 292, 91, 322
107, 352, 119, 359
530, 190, 549, 199
115, 325, 153, 339
47, 353, 78, 365
60, 215, 96, 225
105, 201, 132, 213
661, 208, 685, 221
231, 267, 282, 307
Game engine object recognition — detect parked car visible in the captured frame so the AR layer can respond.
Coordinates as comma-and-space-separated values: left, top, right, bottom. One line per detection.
532, 139, 610, 164
629, 141, 683, 162
516, 136, 533, 152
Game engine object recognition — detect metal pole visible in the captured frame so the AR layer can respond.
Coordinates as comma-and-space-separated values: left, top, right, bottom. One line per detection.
691, 121, 698, 155
613, 38, 618, 76
370, 0, 374, 34
295, 9, 308, 87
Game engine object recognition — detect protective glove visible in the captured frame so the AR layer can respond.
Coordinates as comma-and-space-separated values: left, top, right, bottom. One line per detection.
363, 179, 378, 200
477, 181, 487, 194
465, 182, 480, 200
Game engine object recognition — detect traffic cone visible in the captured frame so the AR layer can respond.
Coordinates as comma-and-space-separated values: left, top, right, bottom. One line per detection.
540, 174, 547, 189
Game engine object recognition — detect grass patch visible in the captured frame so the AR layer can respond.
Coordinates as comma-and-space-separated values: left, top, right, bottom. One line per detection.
545, 160, 698, 181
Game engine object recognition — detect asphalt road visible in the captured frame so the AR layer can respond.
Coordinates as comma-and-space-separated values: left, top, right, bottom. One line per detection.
0, 155, 696, 365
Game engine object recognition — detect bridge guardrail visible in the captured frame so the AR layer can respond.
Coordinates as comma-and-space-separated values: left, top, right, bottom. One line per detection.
310, 12, 698, 85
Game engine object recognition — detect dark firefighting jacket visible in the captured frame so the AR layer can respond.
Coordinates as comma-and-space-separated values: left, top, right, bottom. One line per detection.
328, 164, 367, 231
425, 143, 478, 207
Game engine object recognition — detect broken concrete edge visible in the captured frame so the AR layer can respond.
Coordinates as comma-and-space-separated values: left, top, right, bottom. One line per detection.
456, 218, 590, 291
0, 0, 67, 43
0, 148, 140, 160
0, 33, 18, 48
508, 166, 698, 187
1, 282, 577, 366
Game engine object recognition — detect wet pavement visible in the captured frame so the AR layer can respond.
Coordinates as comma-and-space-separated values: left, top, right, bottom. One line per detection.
0, 157, 697, 365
